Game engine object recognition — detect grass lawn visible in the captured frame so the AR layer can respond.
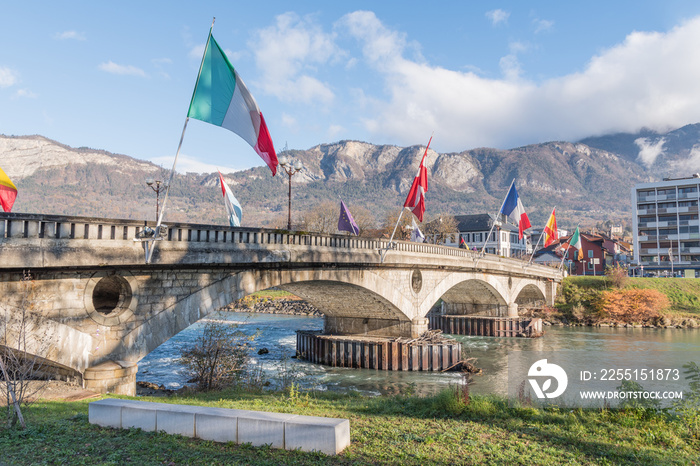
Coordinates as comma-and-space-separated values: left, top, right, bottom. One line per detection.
1, 389, 698, 465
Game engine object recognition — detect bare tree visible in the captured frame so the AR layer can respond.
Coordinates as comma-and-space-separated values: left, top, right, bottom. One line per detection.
381, 210, 416, 241
301, 201, 338, 234
1, 272, 50, 429
424, 214, 458, 244
347, 205, 377, 236
301, 201, 378, 236
179, 318, 260, 391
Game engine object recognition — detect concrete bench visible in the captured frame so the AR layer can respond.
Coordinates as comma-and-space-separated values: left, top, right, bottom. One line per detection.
88, 398, 350, 455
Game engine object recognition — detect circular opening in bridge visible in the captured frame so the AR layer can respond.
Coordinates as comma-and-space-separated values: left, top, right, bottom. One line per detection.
92, 275, 131, 315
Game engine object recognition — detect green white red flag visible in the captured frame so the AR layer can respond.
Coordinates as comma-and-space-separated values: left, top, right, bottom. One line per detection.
188, 34, 278, 175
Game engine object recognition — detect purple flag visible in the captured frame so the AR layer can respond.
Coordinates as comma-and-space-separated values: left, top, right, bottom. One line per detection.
338, 200, 360, 235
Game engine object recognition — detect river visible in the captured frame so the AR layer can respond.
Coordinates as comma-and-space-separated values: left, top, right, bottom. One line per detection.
137, 312, 700, 400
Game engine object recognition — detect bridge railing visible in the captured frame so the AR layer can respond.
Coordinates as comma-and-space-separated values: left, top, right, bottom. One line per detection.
0, 212, 557, 269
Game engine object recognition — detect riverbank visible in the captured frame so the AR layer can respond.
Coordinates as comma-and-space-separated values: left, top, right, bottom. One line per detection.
2, 388, 697, 464
549, 276, 700, 329
224, 291, 322, 316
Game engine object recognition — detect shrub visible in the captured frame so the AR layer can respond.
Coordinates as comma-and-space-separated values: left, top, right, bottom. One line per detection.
596, 289, 669, 323
605, 265, 629, 289
179, 319, 259, 391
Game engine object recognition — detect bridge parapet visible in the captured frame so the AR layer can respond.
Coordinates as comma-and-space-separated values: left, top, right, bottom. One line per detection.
0, 212, 561, 278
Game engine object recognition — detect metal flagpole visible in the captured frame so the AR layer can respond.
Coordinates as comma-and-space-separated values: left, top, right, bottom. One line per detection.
480, 179, 514, 257
527, 206, 555, 266
380, 208, 405, 263
143, 18, 216, 264
380, 133, 433, 262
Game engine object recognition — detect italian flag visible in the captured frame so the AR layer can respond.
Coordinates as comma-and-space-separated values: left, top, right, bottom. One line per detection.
569, 226, 584, 260
0, 166, 17, 212
188, 34, 278, 175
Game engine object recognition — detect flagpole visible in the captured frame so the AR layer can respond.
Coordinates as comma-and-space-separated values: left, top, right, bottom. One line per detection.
527, 206, 555, 266
144, 18, 215, 264
381, 133, 433, 262
480, 179, 514, 256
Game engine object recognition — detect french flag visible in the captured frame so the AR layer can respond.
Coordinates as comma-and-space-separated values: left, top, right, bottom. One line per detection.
500, 180, 531, 239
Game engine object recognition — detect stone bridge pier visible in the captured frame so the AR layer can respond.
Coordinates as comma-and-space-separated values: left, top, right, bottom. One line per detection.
0, 213, 563, 394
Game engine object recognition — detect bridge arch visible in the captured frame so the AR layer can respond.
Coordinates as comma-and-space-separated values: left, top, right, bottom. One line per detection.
421, 273, 510, 318
118, 267, 413, 363
512, 282, 547, 308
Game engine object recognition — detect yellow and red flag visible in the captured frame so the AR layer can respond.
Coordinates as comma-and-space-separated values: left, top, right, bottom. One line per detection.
0, 166, 17, 212
543, 207, 558, 247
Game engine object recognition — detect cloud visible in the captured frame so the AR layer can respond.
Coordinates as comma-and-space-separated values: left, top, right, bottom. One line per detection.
250, 12, 339, 104
634, 137, 665, 167
670, 144, 700, 174
149, 154, 239, 175
337, 12, 700, 151
98, 61, 148, 77
54, 30, 86, 41
533, 19, 554, 34
486, 9, 510, 26
0, 67, 18, 87
13, 88, 37, 99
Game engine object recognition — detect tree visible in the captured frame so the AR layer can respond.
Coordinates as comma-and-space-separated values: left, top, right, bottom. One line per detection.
179, 319, 259, 391
1, 272, 50, 429
424, 214, 458, 244
300, 201, 378, 236
381, 210, 415, 240
349, 205, 378, 237
300, 201, 337, 234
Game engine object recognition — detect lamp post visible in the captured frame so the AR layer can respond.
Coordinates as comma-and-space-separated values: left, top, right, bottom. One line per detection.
278, 156, 303, 230
145, 178, 168, 222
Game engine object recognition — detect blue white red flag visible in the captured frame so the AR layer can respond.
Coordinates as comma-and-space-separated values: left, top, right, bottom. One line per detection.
338, 200, 360, 235
500, 180, 531, 239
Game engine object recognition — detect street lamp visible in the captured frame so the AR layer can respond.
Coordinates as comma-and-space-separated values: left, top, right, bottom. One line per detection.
145, 178, 168, 222
278, 156, 303, 230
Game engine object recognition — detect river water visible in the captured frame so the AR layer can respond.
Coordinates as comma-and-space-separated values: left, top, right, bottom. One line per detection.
137, 312, 700, 399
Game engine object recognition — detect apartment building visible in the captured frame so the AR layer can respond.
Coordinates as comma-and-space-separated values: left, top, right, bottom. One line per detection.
632, 174, 700, 277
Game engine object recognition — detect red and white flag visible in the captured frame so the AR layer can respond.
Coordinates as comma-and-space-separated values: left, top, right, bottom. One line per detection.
403, 136, 432, 222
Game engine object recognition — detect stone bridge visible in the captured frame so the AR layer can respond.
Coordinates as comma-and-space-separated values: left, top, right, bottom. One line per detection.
0, 212, 563, 393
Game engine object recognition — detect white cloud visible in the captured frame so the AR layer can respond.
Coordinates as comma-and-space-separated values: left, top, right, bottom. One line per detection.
0, 67, 18, 87
338, 12, 700, 151
98, 61, 148, 77
534, 19, 554, 34
250, 12, 340, 104
13, 88, 37, 99
634, 137, 665, 167
149, 154, 239, 175
327, 124, 344, 140
188, 44, 205, 61
281, 113, 298, 128
55, 30, 86, 41
670, 144, 700, 174
486, 9, 510, 26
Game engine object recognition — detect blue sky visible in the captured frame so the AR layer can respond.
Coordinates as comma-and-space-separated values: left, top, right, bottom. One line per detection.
2, 1, 700, 173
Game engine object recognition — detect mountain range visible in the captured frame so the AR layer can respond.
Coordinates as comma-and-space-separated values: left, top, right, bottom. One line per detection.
2, 124, 700, 232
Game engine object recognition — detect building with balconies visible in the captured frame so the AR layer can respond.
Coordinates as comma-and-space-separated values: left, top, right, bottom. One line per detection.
632, 174, 700, 277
